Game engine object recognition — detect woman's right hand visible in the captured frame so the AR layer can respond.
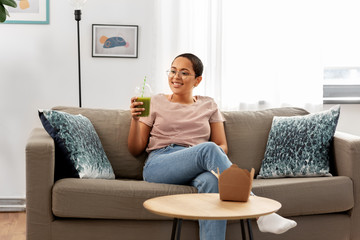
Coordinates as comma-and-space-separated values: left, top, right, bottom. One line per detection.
130, 96, 144, 120
128, 97, 151, 156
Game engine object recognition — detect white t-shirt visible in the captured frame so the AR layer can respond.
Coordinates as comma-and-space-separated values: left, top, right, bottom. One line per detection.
140, 94, 225, 152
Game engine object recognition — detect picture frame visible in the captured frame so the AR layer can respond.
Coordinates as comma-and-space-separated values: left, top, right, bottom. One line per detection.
5, 0, 49, 24
92, 24, 138, 58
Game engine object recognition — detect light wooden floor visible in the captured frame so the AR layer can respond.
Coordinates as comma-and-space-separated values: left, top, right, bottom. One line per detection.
0, 212, 26, 240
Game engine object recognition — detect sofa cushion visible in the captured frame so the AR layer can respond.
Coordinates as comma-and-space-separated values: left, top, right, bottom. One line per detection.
39, 110, 115, 179
252, 176, 353, 217
52, 176, 353, 220
258, 105, 340, 178
52, 106, 146, 180
222, 107, 309, 175
52, 178, 197, 220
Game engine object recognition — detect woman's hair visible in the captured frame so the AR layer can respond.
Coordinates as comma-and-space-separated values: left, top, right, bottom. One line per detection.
173, 53, 203, 78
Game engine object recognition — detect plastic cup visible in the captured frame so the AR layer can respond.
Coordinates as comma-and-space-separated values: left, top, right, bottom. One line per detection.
135, 83, 152, 117
136, 97, 151, 117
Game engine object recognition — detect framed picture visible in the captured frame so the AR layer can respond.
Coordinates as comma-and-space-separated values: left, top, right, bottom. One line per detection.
5, 0, 49, 24
92, 24, 138, 58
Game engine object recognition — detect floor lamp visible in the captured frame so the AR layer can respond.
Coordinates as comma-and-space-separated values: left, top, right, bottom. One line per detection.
69, 0, 88, 107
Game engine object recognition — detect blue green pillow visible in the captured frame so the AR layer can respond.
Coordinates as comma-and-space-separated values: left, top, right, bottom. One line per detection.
257, 105, 340, 178
39, 110, 115, 179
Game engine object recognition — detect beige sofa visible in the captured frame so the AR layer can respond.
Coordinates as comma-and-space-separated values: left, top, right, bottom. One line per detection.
26, 106, 360, 240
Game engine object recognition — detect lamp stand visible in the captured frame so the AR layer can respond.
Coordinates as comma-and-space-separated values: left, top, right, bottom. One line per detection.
74, 9, 82, 107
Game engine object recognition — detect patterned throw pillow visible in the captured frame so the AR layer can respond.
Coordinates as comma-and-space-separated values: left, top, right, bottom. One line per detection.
257, 105, 340, 178
39, 110, 115, 179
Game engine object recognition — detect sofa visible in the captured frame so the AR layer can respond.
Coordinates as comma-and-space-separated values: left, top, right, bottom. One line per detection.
26, 106, 360, 240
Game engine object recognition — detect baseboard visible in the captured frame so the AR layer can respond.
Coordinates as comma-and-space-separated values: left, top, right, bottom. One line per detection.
0, 198, 26, 212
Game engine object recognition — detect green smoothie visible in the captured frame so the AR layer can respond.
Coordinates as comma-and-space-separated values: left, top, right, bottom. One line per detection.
136, 97, 151, 117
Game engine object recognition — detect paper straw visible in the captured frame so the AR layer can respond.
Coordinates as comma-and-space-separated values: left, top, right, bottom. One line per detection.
141, 76, 147, 98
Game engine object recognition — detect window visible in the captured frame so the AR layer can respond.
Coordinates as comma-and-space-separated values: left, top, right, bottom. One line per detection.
323, 67, 360, 104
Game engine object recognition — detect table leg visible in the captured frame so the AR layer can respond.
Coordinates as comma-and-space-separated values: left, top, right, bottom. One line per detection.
240, 219, 254, 240
247, 219, 253, 240
240, 220, 246, 240
171, 218, 183, 240
176, 219, 183, 240
171, 218, 178, 240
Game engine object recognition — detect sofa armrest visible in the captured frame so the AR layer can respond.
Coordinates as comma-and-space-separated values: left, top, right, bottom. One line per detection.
333, 131, 360, 239
333, 131, 360, 179
26, 128, 55, 240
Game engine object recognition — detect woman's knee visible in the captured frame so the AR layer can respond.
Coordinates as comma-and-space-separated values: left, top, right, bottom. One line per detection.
199, 141, 220, 151
197, 142, 223, 157
196, 142, 231, 170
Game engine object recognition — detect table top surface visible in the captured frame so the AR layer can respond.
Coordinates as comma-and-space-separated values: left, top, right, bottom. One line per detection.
143, 193, 281, 220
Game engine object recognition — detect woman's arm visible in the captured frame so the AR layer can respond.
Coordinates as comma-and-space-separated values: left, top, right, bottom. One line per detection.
210, 122, 228, 154
127, 97, 151, 156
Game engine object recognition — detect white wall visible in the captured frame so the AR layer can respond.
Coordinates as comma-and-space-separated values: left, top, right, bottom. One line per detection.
0, 0, 359, 199
323, 104, 360, 136
0, 0, 157, 198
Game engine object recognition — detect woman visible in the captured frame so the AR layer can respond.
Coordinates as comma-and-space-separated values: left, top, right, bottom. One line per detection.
128, 53, 296, 240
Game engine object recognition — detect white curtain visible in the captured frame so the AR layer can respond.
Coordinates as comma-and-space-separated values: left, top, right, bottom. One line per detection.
221, 0, 324, 111
153, 0, 222, 101
153, 0, 360, 111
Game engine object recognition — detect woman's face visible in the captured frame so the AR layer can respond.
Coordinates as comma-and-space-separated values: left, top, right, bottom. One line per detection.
168, 57, 201, 95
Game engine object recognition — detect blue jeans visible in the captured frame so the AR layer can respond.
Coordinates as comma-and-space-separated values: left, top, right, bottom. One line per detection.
143, 142, 233, 240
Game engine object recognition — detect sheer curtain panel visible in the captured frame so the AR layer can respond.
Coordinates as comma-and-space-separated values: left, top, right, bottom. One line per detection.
154, 0, 325, 111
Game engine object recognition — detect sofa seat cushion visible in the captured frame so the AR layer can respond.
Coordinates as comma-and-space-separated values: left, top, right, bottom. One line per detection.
52, 178, 197, 220
252, 176, 354, 217
53, 176, 353, 220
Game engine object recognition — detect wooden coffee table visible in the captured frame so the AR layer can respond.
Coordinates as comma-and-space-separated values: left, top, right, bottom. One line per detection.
143, 193, 281, 240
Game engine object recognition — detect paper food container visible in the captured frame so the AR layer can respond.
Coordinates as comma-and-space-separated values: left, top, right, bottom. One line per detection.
218, 164, 255, 202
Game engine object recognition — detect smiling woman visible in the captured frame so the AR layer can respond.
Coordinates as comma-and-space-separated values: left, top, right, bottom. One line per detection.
166, 54, 203, 103
128, 53, 297, 240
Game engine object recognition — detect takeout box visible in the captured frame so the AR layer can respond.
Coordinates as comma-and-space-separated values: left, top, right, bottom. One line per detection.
218, 164, 254, 202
